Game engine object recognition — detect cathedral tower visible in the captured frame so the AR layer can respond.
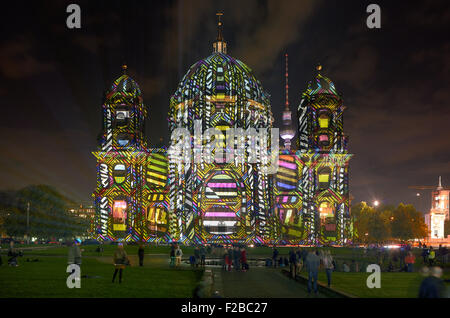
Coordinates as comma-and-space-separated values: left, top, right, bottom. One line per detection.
92, 65, 149, 241
297, 65, 352, 244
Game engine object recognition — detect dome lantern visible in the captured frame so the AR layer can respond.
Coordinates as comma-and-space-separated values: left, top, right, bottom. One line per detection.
213, 12, 227, 54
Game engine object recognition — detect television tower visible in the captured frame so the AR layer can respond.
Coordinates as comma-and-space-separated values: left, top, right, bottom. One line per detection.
280, 53, 295, 150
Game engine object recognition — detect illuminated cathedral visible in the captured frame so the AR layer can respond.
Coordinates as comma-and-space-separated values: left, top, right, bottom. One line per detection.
92, 15, 352, 245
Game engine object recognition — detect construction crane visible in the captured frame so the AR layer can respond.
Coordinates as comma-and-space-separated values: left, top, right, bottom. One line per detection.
409, 176, 449, 191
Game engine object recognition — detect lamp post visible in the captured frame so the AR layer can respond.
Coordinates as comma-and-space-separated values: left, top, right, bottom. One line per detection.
373, 200, 380, 207
26, 202, 30, 244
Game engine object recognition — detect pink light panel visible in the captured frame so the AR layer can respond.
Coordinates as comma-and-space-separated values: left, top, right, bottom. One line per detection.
207, 183, 237, 188
278, 160, 296, 170
204, 212, 236, 217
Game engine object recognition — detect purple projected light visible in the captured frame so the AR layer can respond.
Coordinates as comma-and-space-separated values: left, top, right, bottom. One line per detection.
278, 160, 296, 170
207, 183, 237, 188
204, 212, 236, 217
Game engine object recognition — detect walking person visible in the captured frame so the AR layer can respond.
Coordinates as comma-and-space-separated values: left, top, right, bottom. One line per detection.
222, 248, 227, 270
428, 247, 435, 267
233, 246, 240, 271
200, 246, 206, 267
421, 245, 428, 264
296, 248, 303, 275
194, 247, 200, 268
112, 243, 129, 283
169, 244, 175, 267
419, 266, 446, 298
138, 243, 145, 267
67, 239, 82, 269
405, 252, 416, 272
175, 245, 183, 267
225, 249, 232, 271
323, 250, 334, 287
301, 249, 308, 271
306, 250, 320, 295
272, 246, 279, 268
289, 248, 297, 278
240, 247, 248, 271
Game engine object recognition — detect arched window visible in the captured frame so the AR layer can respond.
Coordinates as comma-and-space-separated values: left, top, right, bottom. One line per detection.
319, 201, 334, 218
117, 133, 133, 147
318, 134, 330, 147
115, 107, 130, 127
112, 200, 127, 231
113, 164, 126, 184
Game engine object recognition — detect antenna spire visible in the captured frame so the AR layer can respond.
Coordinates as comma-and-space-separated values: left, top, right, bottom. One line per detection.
438, 176, 443, 190
285, 53, 289, 110
216, 12, 223, 41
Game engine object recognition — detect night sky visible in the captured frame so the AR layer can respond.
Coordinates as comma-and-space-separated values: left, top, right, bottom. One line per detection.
0, 0, 449, 213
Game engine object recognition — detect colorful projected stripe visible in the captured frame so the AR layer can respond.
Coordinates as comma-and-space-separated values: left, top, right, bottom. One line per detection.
279, 160, 296, 170
207, 182, 237, 188
277, 182, 296, 190
147, 153, 168, 187
204, 212, 236, 217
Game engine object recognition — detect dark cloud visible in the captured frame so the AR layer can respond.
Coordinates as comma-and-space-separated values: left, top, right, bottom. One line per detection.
0, 0, 449, 215
0, 38, 55, 79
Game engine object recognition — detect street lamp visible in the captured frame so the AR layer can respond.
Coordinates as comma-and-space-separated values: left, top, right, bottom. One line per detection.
26, 202, 30, 245
373, 200, 380, 207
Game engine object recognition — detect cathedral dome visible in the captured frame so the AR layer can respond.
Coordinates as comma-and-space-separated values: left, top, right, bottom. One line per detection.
169, 52, 272, 131
172, 53, 269, 104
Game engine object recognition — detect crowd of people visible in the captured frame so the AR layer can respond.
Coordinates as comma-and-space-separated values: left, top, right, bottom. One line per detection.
271, 247, 336, 294
2, 238, 446, 297
183, 245, 249, 272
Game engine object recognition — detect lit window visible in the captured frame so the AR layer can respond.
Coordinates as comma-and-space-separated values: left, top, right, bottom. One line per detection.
317, 167, 331, 189
113, 164, 126, 184
319, 174, 329, 183
117, 133, 132, 147
116, 109, 130, 127
319, 134, 328, 142
318, 115, 329, 128
113, 200, 127, 231
318, 134, 330, 147
319, 202, 334, 218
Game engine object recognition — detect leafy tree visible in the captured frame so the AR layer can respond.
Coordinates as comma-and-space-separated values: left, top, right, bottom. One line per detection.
391, 203, 427, 241
351, 202, 426, 244
351, 202, 390, 244
351, 202, 371, 243
367, 211, 391, 244
1, 185, 89, 240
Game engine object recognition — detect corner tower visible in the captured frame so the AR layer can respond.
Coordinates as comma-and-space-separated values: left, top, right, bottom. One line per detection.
92, 65, 149, 242
297, 65, 352, 245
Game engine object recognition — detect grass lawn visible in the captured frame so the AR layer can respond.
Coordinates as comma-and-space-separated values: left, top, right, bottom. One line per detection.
298, 271, 450, 298
0, 255, 203, 298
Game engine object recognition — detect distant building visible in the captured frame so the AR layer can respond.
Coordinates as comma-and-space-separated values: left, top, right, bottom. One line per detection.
424, 177, 449, 240
68, 204, 96, 219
